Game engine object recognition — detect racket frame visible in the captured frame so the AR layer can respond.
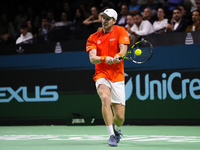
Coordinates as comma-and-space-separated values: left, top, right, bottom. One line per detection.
119, 39, 153, 64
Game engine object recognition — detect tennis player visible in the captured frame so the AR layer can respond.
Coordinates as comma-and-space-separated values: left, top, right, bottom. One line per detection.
86, 8, 130, 147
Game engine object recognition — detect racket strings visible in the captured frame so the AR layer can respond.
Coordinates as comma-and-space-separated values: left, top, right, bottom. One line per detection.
131, 41, 153, 63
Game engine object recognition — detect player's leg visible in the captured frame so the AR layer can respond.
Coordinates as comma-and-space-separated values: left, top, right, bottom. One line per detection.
97, 84, 113, 126
112, 104, 125, 143
112, 103, 125, 127
96, 79, 117, 146
110, 80, 126, 143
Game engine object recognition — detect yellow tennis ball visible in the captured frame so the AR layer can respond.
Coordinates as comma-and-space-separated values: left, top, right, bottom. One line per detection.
135, 49, 142, 56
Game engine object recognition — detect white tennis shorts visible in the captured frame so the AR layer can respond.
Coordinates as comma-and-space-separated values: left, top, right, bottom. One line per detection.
95, 78, 125, 105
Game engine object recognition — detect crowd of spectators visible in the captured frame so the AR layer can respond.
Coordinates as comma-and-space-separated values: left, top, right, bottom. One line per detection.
0, 0, 200, 45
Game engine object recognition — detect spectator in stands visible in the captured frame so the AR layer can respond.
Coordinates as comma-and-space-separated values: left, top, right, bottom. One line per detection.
27, 6, 40, 29
79, 4, 90, 19
164, 0, 184, 17
178, 4, 192, 24
0, 30, 15, 45
128, 0, 141, 14
131, 12, 154, 35
99, 0, 115, 11
141, 0, 160, 19
186, 10, 200, 31
125, 13, 136, 36
125, 13, 140, 46
187, 0, 197, 12
16, 24, 33, 44
55, 12, 72, 27
116, 4, 129, 26
0, 13, 16, 39
73, 8, 85, 27
153, 7, 168, 33
196, 0, 200, 11
143, 7, 155, 24
83, 6, 101, 25
47, 10, 56, 27
27, 20, 38, 38
166, 7, 188, 32
63, 2, 73, 21
38, 17, 54, 42
14, 5, 28, 33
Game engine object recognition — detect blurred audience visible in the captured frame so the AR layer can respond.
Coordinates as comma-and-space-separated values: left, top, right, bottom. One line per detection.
83, 6, 101, 25
0, 30, 15, 45
0, 13, 16, 39
128, 0, 141, 14
0, 0, 200, 46
116, 4, 129, 26
63, 2, 73, 21
132, 12, 154, 35
38, 17, 54, 42
143, 7, 155, 24
166, 7, 188, 32
125, 13, 140, 46
153, 7, 168, 33
55, 12, 72, 27
16, 24, 33, 44
100, 0, 115, 11
27, 6, 40, 29
196, 0, 200, 11
125, 13, 136, 36
178, 4, 192, 24
27, 20, 38, 37
47, 10, 56, 27
186, 10, 200, 31
141, 0, 160, 19
14, 5, 28, 33
79, 4, 90, 19
73, 8, 85, 27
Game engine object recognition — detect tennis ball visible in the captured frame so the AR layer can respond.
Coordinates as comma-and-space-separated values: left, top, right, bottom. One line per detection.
135, 49, 142, 56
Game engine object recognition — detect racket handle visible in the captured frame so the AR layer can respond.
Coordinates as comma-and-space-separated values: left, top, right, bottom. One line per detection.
119, 56, 123, 60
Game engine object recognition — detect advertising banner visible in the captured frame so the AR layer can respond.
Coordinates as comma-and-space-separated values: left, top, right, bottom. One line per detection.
0, 38, 200, 125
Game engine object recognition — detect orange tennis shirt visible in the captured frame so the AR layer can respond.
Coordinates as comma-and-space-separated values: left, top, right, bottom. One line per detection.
86, 25, 130, 82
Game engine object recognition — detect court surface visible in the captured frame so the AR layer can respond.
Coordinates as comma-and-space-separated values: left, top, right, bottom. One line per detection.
0, 125, 200, 150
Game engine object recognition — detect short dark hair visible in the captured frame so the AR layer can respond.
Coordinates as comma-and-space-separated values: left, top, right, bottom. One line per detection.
192, 10, 200, 15
133, 12, 142, 17
178, 4, 186, 10
1, 29, 8, 35
20, 24, 28, 29
173, 7, 182, 12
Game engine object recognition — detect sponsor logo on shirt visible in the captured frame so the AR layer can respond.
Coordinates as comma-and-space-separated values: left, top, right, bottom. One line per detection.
97, 40, 101, 44
110, 38, 116, 41
124, 36, 128, 41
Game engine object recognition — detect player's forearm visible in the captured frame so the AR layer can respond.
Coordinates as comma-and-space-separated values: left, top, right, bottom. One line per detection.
90, 56, 102, 64
89, 49, 102, 64
119, 44, 128, 56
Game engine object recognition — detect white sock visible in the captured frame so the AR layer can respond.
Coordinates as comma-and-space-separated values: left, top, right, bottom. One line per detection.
106, 125, 115, 136
115, 125, 121, 132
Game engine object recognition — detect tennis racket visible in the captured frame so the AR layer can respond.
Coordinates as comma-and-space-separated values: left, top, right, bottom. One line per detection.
119, 39, 153, 64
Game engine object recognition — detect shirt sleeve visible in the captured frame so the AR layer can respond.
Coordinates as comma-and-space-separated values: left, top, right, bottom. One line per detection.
86, 35, 97, 53
118, 27, 130, 45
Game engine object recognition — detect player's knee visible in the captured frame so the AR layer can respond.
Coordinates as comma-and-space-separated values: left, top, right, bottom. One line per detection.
100, 94, 111, 106
116, 114, 125, 122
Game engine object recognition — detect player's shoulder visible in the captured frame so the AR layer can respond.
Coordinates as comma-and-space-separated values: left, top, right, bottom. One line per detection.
88, 30, 101, 40
114, 25, 125, 30
114, 25, 126, 33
